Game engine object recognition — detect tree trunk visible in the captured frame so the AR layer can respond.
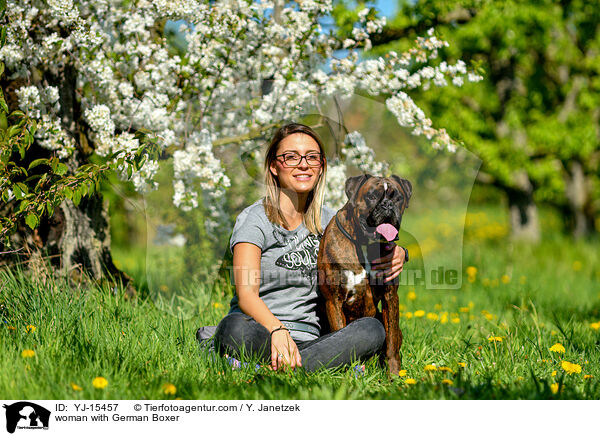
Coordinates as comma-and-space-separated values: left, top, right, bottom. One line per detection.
0, 68, 136, 295
564, 160, 595, 238
505, 171, 541, 242
1, 189, 136, 296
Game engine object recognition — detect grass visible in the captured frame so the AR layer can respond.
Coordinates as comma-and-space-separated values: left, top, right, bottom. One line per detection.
1, 205, 599, 399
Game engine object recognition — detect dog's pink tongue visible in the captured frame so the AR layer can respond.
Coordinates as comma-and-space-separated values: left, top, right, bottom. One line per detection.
375, 223, 398, 242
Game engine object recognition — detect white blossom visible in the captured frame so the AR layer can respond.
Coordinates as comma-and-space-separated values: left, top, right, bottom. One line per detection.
2, 0, 480, 233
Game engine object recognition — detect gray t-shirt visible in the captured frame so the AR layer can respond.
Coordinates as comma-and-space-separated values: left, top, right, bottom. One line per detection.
228, 198, 337, 341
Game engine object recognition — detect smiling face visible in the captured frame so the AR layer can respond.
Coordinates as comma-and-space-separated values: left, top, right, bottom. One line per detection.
269, 133, 323, 194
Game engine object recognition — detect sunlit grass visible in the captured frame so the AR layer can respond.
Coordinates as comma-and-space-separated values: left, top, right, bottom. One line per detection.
1, 205, 599, 399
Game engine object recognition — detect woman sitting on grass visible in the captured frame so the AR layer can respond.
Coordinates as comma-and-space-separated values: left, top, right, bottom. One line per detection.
211, 122, 406, 372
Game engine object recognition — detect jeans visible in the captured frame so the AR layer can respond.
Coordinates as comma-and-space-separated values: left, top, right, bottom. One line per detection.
213, 312, 386, 372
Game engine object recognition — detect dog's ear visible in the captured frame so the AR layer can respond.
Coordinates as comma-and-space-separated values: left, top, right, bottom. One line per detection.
345, 174, 372, 203
391, 175, 412, 208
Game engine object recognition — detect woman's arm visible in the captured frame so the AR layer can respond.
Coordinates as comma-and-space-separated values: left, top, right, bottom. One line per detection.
232, 242, 302, 370
371, 245, 407, 282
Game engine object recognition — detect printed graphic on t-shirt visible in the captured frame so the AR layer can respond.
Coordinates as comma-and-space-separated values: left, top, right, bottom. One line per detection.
274, 233, 321, 280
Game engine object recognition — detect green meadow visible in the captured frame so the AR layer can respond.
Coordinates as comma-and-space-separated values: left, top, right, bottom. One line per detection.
1, 204, 599, 400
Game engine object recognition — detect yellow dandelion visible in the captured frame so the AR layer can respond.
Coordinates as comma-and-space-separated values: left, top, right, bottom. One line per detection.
591, 322, 600, 331
398, 370, 407, 377
440, 313, 448, 324
441, 379, 453, 386
26, 325, 36, 333
162, 383, 177, 395
561, 361, 582, 375
549, 343, 565, 353
71, 383, 83, 391
407, 291, 417, 301
550, 383, 559, 394
414, 310, 425, 318
159, 284, 169, 292
488, 336, 503, 343
92, 377, 108, 389
572, 261, 582, 271
551, 370, 557, 377
451, 317, 461, 324
439, 366, 454, 374
457, 362, 466, 368
21, 349, 35, 358
459, 306, 470, 313
501, 275, 510, 284
405, 312, 413, 319
7, 325, 16, 330
426, 312, 439, 321
424, 364, 438, 372
404, 378, 417, 385
212, 302, 223, 309
466, 266, 477, 276
434, 303, 443, 311
484, 313, 495, 321
584, 375, 593, 380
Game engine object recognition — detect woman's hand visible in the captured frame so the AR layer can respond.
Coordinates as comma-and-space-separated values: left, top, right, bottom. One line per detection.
270, 327, 302, 371
371, 245, 406, 283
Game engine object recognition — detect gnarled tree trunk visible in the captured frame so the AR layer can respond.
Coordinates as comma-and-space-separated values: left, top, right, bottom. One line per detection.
0, 66, 136, 295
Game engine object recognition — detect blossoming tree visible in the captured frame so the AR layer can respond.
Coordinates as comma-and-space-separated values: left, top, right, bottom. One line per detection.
0, 0, 480, 287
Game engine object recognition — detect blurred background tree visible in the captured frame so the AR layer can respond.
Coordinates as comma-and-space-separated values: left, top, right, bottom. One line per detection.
335, 0, 600, 240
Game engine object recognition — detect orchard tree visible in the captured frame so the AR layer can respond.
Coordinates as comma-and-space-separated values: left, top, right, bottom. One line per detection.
354, 0, 600, 240
0, 0, 480, 288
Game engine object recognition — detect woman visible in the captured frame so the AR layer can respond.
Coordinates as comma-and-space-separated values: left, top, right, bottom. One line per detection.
213, 123, 406, 372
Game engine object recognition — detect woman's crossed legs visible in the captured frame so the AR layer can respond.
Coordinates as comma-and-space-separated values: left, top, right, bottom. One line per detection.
213, 312, 386, 372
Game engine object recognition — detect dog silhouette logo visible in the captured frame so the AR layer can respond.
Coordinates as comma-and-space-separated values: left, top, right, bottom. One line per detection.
3, 402, 50, 433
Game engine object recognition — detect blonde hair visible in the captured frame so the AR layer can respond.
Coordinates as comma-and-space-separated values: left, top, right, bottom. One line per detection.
263, 123, 328, 235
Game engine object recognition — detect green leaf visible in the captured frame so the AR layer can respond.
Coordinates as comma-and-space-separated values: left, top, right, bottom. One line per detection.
25, 213, 38, 230
0, 96, 7, 115
16, 182, 28, 195
62, 187, 73, 200
72, 189, 81, 206
28, 158, 49, 170
0, 0, 7, 21
12, 184, 22, 199
0, 27, 6, 48
7, 125, 21, 138
46, 201, 54, 217
55, 163, 68, 176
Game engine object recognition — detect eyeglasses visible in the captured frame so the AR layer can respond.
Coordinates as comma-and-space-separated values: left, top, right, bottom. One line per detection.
276, 152, 323, 167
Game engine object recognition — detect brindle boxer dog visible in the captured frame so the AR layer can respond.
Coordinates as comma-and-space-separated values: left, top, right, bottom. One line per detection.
317, 174, 412, 375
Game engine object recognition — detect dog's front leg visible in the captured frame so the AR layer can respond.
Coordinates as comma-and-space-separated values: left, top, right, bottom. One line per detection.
325, 296, 347, 332
381, 288, 402, 375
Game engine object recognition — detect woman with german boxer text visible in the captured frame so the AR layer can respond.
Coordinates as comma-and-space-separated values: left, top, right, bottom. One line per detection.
212, 123, 407, 372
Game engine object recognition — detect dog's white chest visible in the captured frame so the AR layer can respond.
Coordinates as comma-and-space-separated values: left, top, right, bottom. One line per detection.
343, 269, 367, 303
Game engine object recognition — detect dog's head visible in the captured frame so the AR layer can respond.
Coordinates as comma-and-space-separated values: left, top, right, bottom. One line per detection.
344, 174, 412, 243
